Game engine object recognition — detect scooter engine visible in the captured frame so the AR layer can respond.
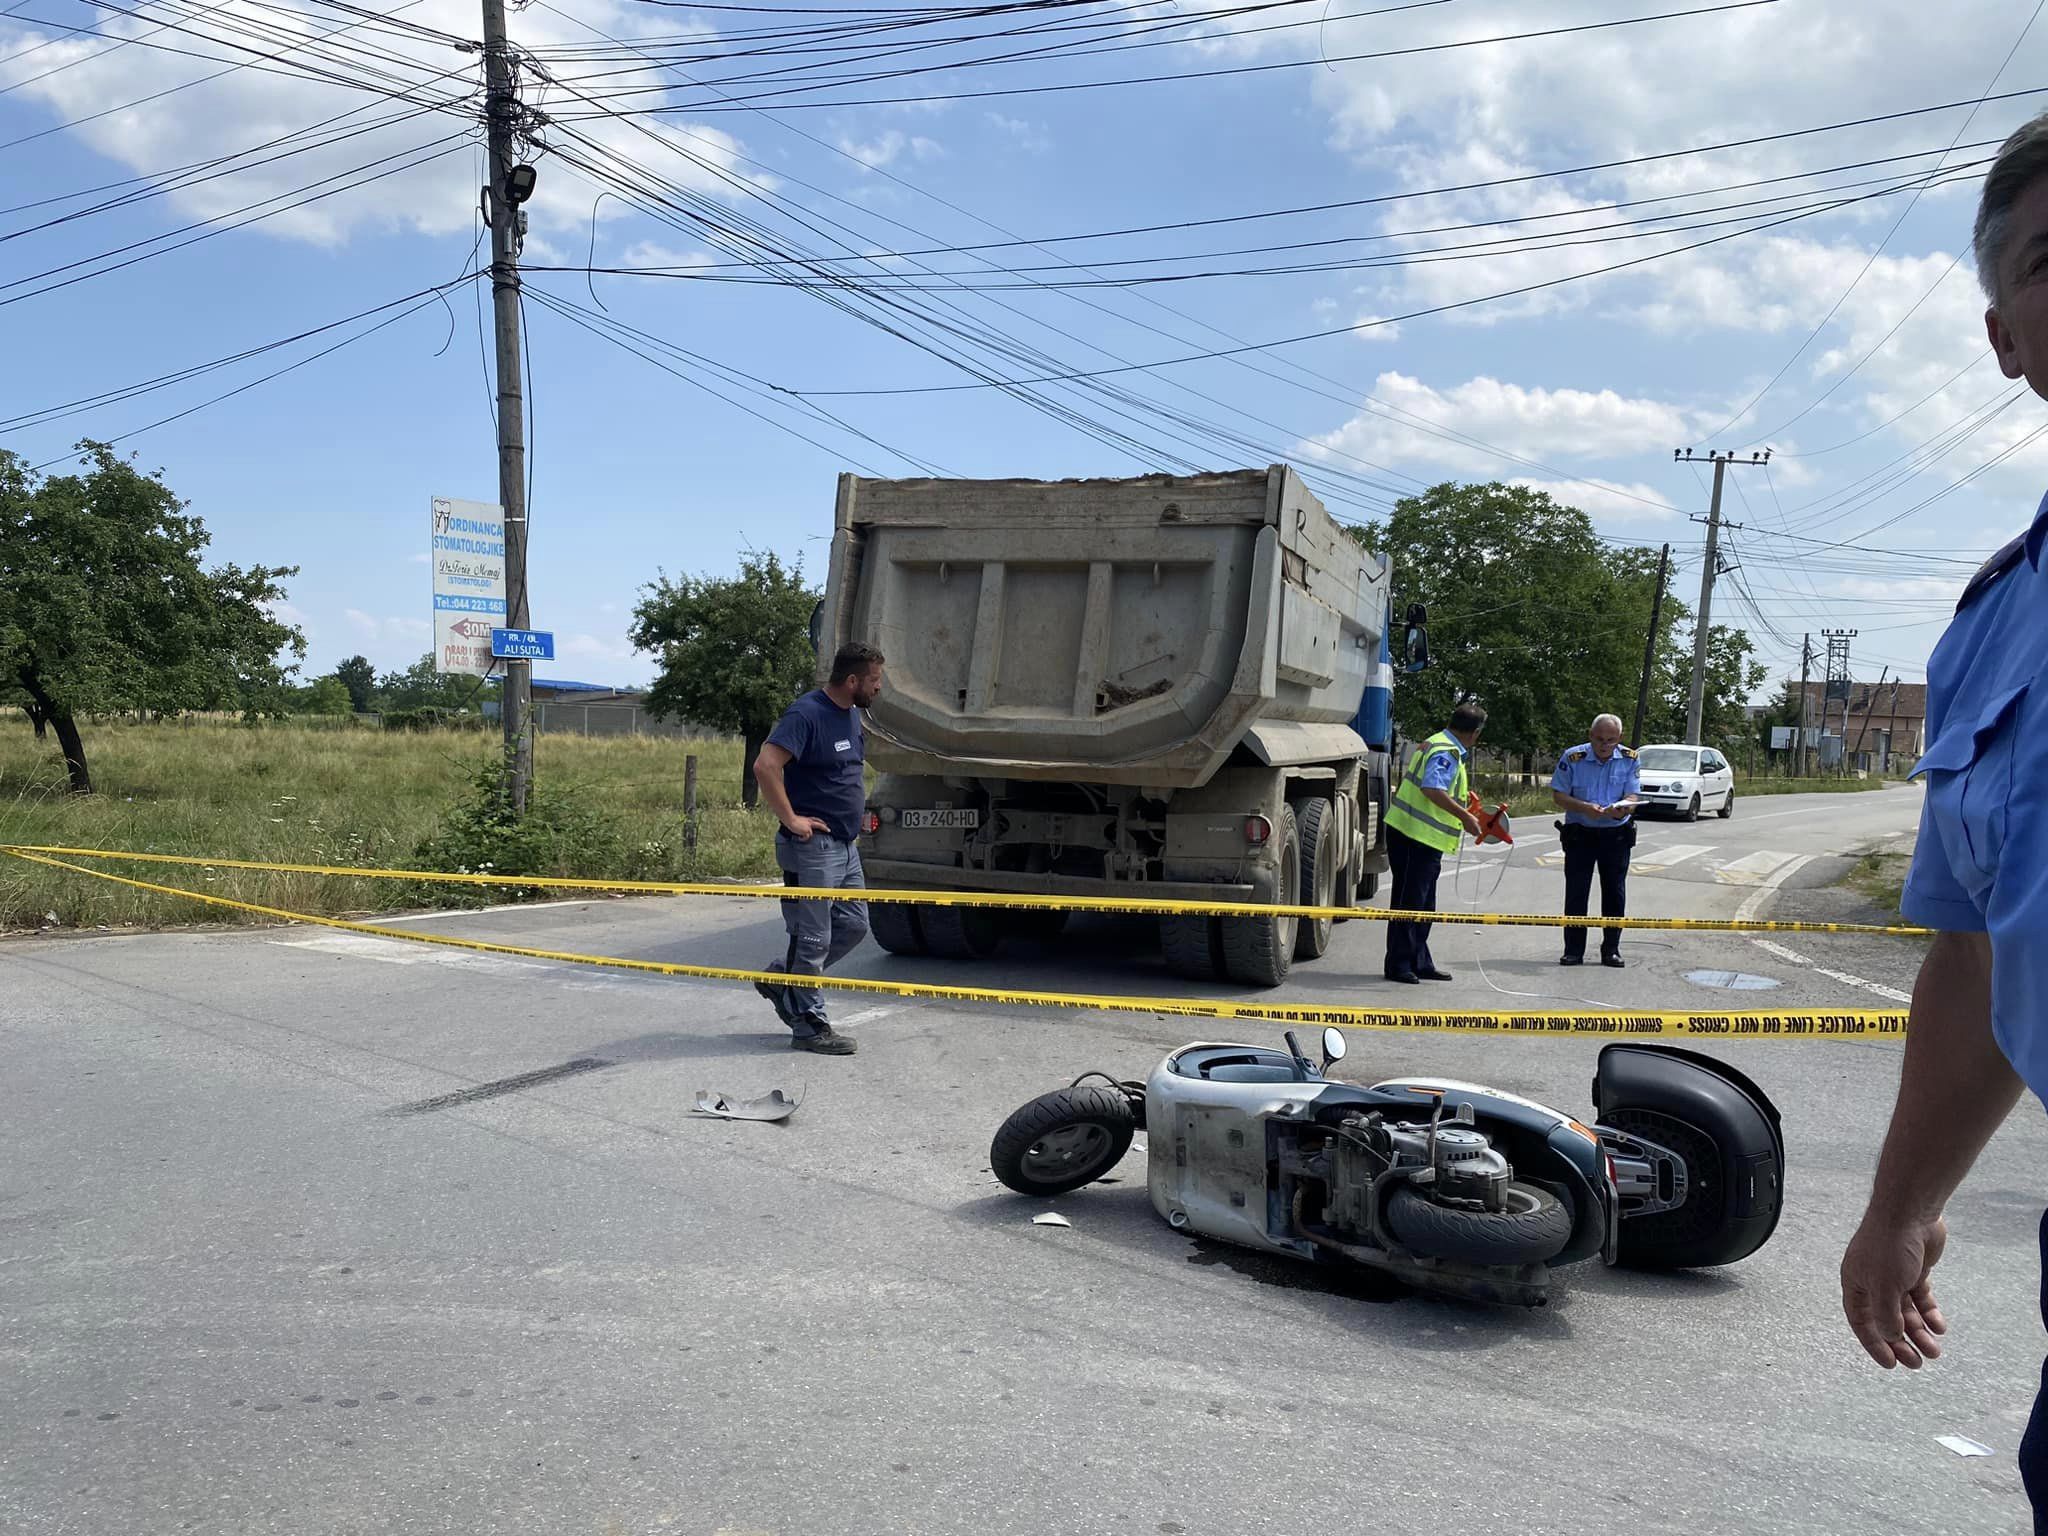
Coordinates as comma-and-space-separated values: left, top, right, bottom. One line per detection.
1381, 1121, 1514, 1212
1322, 1113, 1518, 1236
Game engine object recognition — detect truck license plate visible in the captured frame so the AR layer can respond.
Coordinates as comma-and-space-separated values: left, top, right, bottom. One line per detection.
900, 808, 979, 830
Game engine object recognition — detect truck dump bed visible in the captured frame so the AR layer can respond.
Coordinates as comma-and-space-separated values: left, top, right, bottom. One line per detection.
819, 466, 1389, 788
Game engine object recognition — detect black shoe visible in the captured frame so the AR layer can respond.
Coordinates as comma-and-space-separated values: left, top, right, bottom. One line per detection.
1601, 954, 1625, 969
1384, 970, 1421, 985
1418, 968, 1454, 982
791, 1027, 857, 1055
754, 959, 797, 1023
1560, 954, 1584, 967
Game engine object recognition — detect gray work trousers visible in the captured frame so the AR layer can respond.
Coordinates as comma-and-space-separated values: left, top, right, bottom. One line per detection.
772, 831, 870, 1035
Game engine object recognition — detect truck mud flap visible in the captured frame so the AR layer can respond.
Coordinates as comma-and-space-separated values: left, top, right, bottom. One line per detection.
1591, 1043, 1784, 1270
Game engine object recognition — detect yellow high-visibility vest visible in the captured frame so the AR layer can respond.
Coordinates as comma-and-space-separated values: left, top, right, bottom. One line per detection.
1385, 730, 1469, 853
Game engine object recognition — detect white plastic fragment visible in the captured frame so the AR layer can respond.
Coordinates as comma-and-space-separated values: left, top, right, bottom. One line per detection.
1936, 1435, 1994, 1458
1031, 1212, 1072, 1228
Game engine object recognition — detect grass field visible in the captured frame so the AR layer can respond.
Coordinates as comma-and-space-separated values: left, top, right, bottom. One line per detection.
0, 716, 775, 931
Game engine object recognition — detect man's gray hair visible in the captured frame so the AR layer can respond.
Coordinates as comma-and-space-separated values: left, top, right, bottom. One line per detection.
1591, 713, 1624, 734
1975, 112, 2048, 302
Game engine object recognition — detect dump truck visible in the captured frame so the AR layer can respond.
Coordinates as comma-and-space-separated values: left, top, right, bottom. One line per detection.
816, 465, 1401, 987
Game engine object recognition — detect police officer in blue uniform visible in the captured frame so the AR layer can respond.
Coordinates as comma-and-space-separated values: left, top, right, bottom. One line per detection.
1549, 713, 1641, 968
1839, 112, 2048, 1536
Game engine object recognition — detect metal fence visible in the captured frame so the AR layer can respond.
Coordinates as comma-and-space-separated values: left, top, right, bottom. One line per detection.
530, 700, 714, 740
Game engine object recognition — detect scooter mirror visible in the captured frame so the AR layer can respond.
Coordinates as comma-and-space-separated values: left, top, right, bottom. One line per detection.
1321, 1027, 1347, 1065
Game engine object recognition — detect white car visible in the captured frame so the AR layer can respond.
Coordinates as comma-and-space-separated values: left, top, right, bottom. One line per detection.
1632, 744, 1735, 821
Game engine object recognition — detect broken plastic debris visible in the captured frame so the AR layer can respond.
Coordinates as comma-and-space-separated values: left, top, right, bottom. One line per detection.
1936, 1435, 1994, 1458
690, 1088, 801, 1122
1031, 1212, 1072, 1228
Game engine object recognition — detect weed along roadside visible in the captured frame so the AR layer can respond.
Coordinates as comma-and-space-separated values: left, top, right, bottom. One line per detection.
0, 716, 778, 930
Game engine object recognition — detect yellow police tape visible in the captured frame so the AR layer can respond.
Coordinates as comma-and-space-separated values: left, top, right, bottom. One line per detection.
0, 843, 1932, 937
6, 847, 1910, 1042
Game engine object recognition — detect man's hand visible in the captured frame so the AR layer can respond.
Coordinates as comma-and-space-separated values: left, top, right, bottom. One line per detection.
1842, 1211, 1950, 1369
1457, 809, 1484, 838
783, 815, 832, 842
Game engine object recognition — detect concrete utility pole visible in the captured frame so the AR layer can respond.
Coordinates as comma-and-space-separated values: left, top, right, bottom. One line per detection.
482, 0, 535, 813
1851, 666, 1887, 766
1821, 628, 1857, 773
1797, 633, 1813, 778
1631, 542, 1671, 748
1674, 449, 1770, 745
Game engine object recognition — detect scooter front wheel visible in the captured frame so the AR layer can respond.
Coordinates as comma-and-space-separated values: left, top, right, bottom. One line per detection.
990, 1086, 1136, 1197
1386, 1181, 1572, 1266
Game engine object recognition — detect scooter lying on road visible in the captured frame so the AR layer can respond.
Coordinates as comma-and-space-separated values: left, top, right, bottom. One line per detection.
989, 1028, 1783, 1306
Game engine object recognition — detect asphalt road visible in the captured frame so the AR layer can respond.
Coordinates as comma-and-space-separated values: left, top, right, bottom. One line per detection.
4, 783, 2042, 1535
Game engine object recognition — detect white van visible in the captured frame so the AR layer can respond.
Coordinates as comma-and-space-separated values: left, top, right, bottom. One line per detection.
1633, 744, 1736, 821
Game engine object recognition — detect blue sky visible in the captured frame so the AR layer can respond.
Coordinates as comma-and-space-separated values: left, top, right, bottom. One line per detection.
4, 0, 2044, 695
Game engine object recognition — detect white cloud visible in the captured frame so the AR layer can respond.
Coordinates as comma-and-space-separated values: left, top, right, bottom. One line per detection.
562, 632, 638, 665
408, 551, 432, 565
1303, 371, 1694, 471
985, 112, 1050, 153
1506, 478, 1680, 522
0, 1, 763, 248
832, 130, 943, 169
345, 609, 432, 644
620, 241, 711, 271
1835, 575, 1969, 602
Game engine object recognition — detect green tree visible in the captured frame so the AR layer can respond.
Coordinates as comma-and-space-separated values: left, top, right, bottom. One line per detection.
334, 654, 376, 712
0, 444, 303, 793
374, 653, 494, 714
298, 675, 353, 715
1643, 623, 1769, 752
629, 551, 818, 807
1350, 482, 1676, 761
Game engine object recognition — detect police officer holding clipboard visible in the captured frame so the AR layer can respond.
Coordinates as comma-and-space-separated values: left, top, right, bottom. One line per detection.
1549, 713, 1641, 968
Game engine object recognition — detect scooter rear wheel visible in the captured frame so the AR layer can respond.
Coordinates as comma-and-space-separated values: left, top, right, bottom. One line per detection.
1386, 1180, 1572, 1266
990, 1086, 1136, 1197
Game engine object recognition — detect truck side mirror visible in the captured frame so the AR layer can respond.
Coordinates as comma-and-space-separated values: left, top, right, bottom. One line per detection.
1400, 603, 1429, 672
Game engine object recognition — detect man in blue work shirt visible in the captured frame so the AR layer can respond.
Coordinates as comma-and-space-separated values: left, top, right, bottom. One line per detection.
751, 642, 885, 1056
1550, 713, 1641, 969
1839, 112, 2048, 1534
1382, 701, 1487, 984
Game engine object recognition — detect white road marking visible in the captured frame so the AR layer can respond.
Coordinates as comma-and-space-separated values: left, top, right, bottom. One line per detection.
1714, 850, 1805, 885
378, 899, 606, 922
1730, 854, 1912, 1002
1750, 937, 1812, 964
834, 1006, 900, 1030
1732, 854, 1815, 922
1633, 843, 1713, 873
273, 933, 550, 974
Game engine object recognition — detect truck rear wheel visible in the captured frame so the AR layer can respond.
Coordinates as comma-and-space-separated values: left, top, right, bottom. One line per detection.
918, 904, 1004, 960
1221, 803, 1299, 987
868, 901, 928, 957
1293, 796, 1336, 961
1161, 912, 1226, 980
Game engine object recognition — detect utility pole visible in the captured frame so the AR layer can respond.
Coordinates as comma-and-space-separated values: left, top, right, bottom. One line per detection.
1797, 633, 1813, 778
1821, 628, 1857, 775
1631, 542, 1670, 748
1884, 678, 1901, 774
482, 0, 537, 813
1674, 449, 1770, 745
1850, 666, 1887, 767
